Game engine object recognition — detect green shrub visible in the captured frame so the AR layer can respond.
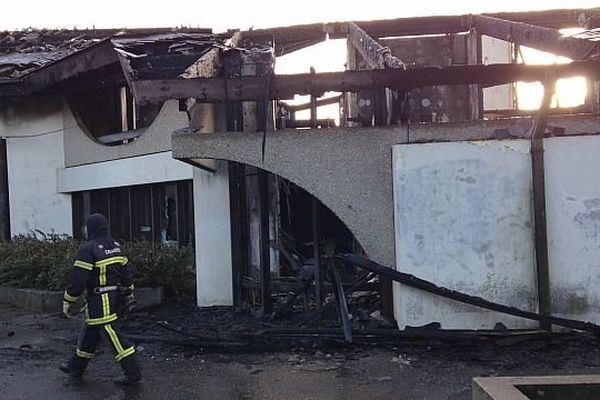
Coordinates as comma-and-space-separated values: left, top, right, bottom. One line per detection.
125, 240, 195, 299
0, 233, 78, 291
0, 234, 195, 299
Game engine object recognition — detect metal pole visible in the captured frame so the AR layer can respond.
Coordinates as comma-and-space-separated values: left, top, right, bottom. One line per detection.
531, 78, 555, 331
258, 169, 272, 315
310, 67, 323, 309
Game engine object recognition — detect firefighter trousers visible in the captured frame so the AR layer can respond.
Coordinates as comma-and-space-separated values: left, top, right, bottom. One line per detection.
69, 320, 139, 376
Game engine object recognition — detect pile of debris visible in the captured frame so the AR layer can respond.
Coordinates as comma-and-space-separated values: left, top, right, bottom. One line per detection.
119, 254, 600, 352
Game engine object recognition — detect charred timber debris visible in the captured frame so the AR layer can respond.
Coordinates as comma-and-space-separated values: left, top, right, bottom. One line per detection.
122, 254, 600, 350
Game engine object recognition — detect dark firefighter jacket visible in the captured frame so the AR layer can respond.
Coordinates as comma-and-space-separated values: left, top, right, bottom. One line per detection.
63, 214, 133, 325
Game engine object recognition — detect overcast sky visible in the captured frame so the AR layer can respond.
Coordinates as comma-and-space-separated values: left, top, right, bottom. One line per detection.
2, 0, 599, 31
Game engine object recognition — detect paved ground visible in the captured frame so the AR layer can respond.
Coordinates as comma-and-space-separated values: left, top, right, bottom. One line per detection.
2, 303, 600, 399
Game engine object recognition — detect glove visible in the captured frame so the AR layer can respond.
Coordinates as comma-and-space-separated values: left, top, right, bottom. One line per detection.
63, 301, 76, 319
119, 294, 136, 319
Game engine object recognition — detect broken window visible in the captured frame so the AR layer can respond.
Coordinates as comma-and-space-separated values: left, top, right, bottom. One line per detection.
68, 81, 163, 146
71, 180, 194, 245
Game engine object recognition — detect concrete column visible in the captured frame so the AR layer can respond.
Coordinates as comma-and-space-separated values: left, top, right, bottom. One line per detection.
191, 103, 233, 306
193, 162, 233, 306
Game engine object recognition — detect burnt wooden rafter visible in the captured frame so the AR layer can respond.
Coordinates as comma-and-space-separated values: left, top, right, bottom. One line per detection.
180, 31, 242, 79
242, 8, 600, 55
468, 14, 600, 61
346, 22, 404, 69
132, 60, 600, 104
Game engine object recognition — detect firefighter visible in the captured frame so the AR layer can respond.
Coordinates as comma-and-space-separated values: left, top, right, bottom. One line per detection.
59, 213, 142, 386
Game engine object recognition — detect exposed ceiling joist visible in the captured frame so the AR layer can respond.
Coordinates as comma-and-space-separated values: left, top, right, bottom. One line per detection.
347, 22, 404, 69
469, 14, 600, 60
131, 60, 600, 104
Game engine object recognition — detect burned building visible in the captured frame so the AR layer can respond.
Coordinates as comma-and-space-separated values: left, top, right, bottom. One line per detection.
2, 7, 600, 334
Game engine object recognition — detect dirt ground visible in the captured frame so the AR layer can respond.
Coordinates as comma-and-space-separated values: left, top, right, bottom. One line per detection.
2, 303, 600, 400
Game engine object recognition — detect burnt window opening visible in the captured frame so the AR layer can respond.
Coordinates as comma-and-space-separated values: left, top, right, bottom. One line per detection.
71, 180, 194, 246
66, 66, 163, 146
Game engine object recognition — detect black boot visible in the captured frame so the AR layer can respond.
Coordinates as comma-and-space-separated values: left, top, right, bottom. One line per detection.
115, 354, 142, 386
59, 356, 89, 378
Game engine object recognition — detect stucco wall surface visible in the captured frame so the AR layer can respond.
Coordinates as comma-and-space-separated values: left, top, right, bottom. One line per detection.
0, 97, 72, 236
7, 130, 72, 236
545, 136, 600, 324
393, 140, 537, 329
393, 135, 600, 329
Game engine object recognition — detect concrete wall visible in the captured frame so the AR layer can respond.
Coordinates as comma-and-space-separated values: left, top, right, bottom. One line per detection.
193, 161, 233, 306
0, 97, 72, 236
57, 151, 193, 192
545, 136, 600, 323
393, 134, 600, 329
63, 100, 187, 167
393, 140, 537, 329
7, 131, 72, 236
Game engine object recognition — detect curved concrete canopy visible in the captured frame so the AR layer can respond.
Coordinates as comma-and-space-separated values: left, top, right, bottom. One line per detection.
173, 127, 402, 266
171, 116, 600, 267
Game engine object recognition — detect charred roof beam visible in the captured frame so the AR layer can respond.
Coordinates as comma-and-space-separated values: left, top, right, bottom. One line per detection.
467, 14, 600, 60
132, 60, 600, 104
242, 8, 600, 48
346, 22, 405, 70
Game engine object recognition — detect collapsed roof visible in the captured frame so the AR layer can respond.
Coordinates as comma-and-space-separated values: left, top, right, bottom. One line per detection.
0, 28, 218, 79
0, 7, 600, 101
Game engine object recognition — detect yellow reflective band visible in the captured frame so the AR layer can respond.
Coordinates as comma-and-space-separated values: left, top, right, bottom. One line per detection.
74, 260, 93, 271
95, 256, 128, 268
105, 323, 135, 362
64, 291, 78, 302
76, 349, 93, 359
128, 284, 135, 291
101, 293, 110, 317
100, 264, 106, 286
85, 313, 117, 326
115, 347, 135, 362
104, 324, 125, 354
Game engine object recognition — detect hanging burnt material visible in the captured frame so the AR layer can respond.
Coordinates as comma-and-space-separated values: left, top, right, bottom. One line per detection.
336, 254, 600, 334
